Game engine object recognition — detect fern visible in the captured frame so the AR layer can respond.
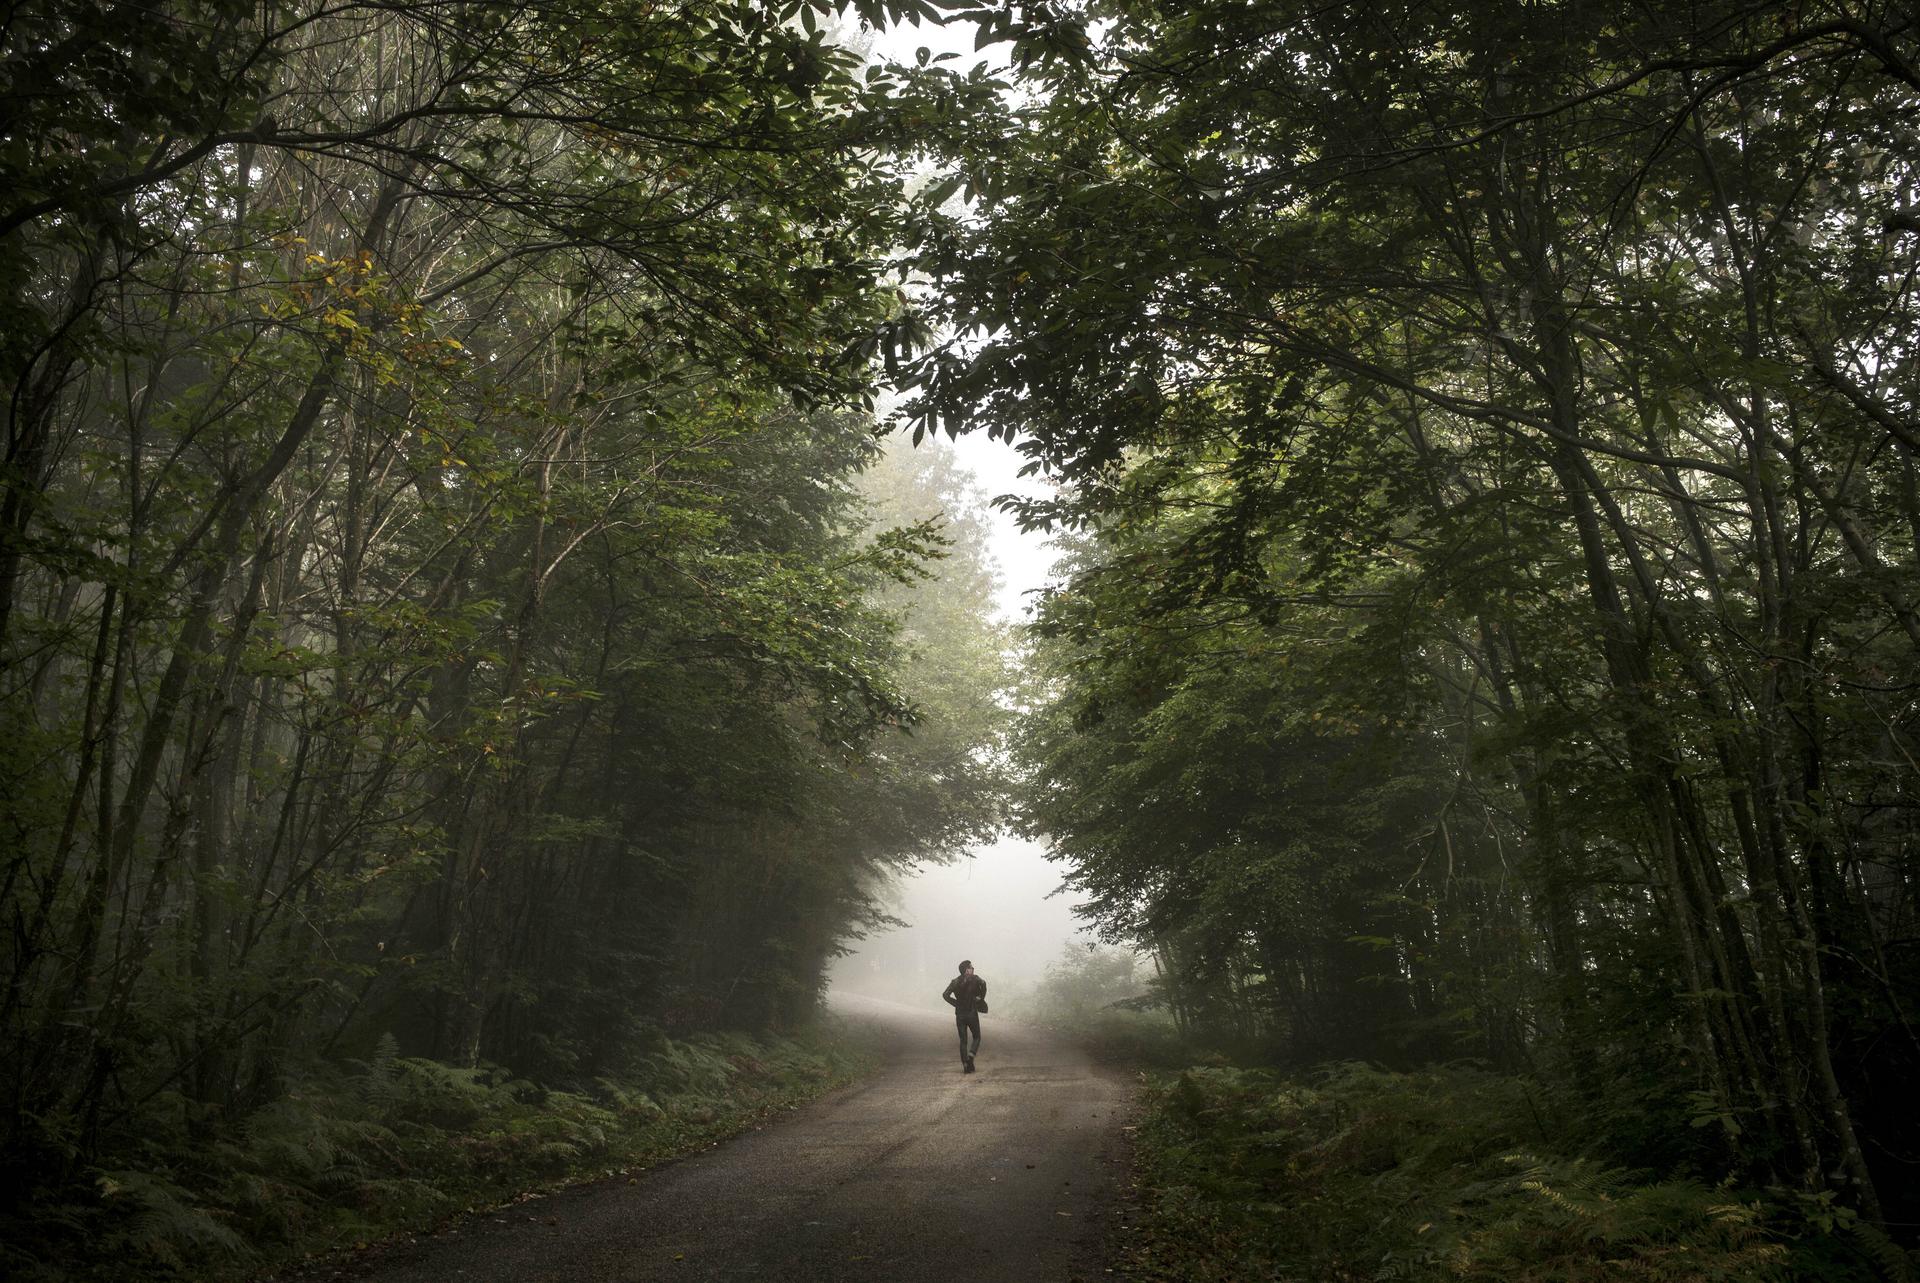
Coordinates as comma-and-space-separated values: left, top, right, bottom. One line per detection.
360, 1032, 403, 1105
1122, 1064, 1847, 1283
7, 1022, 875, 1281
95, 1169, 252, 1271
1844, 1222, 1920, 1283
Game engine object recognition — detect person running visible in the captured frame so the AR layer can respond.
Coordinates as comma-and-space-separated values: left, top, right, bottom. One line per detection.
942, 960, 988, 1072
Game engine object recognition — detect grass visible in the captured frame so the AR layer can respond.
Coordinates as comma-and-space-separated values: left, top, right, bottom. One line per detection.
1, 1021, 880, 1283
1111, 1063, 1914, 1283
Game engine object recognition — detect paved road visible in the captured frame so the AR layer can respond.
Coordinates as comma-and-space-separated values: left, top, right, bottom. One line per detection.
327, 995, 1133, 1283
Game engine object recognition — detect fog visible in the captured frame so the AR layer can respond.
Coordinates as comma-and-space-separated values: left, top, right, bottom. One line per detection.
828, 833, 1097, 1013
824, 309, 1091, 1014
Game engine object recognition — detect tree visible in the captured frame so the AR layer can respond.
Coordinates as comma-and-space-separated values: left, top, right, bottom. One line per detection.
918, 0, 1920, 1220
0, 0, 1013, 1219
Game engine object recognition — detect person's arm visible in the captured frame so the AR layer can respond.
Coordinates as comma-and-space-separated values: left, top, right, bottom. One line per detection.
942, 978, 958, 1007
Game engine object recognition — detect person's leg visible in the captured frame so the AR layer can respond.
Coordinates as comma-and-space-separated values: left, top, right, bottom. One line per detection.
956, 1016, 970, 1064
964, 1012, 981, 1058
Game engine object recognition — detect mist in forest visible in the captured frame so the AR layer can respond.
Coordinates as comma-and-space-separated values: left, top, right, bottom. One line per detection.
826, 418, 1080, 1016
828, 833, 1095, 1015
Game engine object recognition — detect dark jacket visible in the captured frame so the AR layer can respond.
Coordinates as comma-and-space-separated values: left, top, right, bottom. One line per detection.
943, 973, 987, 1015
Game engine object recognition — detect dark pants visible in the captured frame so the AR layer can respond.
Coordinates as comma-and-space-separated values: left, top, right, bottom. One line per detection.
955, 1010, 981, 1060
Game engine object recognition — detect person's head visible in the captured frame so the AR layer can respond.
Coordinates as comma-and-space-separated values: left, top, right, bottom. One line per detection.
958, 959, 974, 976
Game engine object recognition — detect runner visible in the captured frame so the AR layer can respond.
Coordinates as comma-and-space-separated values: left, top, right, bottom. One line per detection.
942, 960, 988, 1072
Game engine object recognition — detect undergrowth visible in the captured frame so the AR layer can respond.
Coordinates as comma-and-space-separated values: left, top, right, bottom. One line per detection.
0, 1023, 877, 1282
1117, 1063, 1915, 1283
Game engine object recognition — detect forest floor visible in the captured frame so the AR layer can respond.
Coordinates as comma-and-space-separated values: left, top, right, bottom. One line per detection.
271, 994, 1134, 1283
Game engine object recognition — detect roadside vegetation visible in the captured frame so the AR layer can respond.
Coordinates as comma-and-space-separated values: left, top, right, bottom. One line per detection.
3, 1023, 878, 1283
913, 2, 1920, 1277
1032, 952, 1907, 1281
1118, 1064, 1904, 1283
1022, 944, 1186, 1068
0, 2, 1004, 1275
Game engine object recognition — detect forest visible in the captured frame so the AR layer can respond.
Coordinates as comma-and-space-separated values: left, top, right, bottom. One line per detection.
4, 0, 1918, 1279
933, 1, 1920, 1275
0, 0, 1010, 1272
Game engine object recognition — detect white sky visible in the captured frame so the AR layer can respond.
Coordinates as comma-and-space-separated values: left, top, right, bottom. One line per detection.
952, 433, 1053, 626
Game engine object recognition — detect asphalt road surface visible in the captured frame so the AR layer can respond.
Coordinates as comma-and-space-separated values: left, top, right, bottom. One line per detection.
321, 994, 1134, 1283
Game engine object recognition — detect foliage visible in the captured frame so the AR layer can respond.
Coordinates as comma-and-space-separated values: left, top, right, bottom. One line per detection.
919, 0, 1920, 1231
0, 0, 1012, 1269
844, 438, 1016, 882
1024, 942, 1187, 1065
0, 1023, 877, 1283
1122, 1064, 1909, 1283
